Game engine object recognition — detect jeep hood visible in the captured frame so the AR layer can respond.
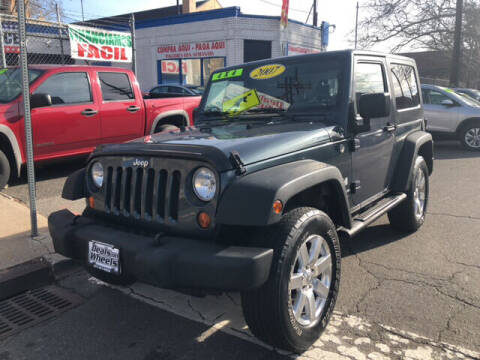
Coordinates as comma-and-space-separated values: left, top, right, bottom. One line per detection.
93, 122, 335, 171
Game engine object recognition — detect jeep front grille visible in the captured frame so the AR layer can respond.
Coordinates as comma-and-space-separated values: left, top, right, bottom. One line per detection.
104, 166, 181, 221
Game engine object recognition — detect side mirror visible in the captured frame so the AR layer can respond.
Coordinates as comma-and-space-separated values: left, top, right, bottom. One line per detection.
440, 99, 455, 106
359, 93, 390, 119
30, 93, 52, 109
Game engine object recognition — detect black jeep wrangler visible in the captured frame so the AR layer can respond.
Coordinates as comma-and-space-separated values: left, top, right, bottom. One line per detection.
49, 50, 433, 353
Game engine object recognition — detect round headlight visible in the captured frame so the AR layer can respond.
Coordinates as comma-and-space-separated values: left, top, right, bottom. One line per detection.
91, 162, 104, 188
193, 167, 216, 202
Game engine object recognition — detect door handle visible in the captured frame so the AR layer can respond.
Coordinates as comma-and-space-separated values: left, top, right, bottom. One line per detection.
81, 109, 98, 117
127, 105, 141, 113
383, 123, 396, 132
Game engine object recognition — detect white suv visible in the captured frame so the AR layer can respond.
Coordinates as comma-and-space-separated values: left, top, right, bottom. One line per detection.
422, 84, 480, 150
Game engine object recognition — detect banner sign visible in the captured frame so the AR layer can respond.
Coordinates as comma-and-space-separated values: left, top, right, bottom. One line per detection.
2, 22, 20, 54
287, 44, 321, 56
68, 24, 132, 63
157, 40, 226, 60
280, 0, 289, 29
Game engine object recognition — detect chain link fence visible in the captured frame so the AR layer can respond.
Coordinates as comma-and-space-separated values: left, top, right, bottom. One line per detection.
0, 11, 134, 69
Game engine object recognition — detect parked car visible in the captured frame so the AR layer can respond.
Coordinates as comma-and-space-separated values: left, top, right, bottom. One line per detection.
0, 65, 201, 190
145, 84, 204, 99
49, 51, 433, 353
421, 84, 480, 150
454, 87, 480, 102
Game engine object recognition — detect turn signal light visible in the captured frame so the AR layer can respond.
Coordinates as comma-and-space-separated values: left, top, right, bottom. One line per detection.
197, 212, 211, 229
273, 200, 283, 214
88, 196, 95, 208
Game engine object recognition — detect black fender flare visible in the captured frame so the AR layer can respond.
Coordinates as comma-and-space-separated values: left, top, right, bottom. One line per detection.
62, 168, 87, 200
392, 131, 433, 192
216, 160, 352, 228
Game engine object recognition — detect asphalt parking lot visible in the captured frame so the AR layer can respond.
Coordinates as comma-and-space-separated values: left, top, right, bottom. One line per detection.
2, 140, 480, 359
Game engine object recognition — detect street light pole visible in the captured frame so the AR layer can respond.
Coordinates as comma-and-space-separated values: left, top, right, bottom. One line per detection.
355, 1, 359, 49
313, 0, 317, 27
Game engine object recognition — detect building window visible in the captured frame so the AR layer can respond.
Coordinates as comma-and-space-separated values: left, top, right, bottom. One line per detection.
244, 40, 272, 63
157, 57, 225, 86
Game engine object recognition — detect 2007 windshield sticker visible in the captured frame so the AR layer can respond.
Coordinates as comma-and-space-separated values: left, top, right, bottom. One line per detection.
212, 68, 243, 81
249, 64, 285, 80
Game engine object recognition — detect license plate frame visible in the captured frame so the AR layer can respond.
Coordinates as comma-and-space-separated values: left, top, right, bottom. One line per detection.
87, 240, 121, 275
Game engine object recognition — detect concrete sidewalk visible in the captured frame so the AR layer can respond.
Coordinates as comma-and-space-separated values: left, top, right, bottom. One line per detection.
0, 192, 54, 270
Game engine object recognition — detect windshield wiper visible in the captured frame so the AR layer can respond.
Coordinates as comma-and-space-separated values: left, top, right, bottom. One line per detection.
243, 108, 288, 114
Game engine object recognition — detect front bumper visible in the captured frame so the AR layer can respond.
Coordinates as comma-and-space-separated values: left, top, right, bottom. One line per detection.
48, 210, 273, 291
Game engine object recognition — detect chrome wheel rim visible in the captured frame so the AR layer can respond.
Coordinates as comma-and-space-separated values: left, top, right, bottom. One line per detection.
465, 128, 480, 148
289, 235, 332, 328
413, 168, 426, 220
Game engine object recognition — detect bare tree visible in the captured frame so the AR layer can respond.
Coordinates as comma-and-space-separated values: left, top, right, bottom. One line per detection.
356, 0, 480, 86
8, 0, 63, 21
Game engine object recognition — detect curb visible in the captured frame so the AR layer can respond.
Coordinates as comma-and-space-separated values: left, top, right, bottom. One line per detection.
0, 255, 78, 302
0, 257, 52, 301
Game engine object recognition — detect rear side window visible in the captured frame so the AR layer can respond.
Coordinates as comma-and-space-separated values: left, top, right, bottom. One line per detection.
390, 64, 420, 110
98, 72, 134, 101
34, 72, 91, 105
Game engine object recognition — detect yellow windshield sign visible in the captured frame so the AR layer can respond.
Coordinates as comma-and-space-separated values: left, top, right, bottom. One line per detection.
249, 64, 285, 80
222, 89, 260, 116
0, 69, 7, 75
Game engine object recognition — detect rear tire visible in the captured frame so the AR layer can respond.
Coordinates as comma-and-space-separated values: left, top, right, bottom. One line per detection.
241, 207, 341, 353
388, 156, 429, 232
0, 150, 11, 191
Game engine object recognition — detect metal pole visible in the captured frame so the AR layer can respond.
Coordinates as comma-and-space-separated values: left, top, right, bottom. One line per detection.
56, 4, 65, 64
313, 0, 318, 27
130, 13, 136, 75
17, 0, 38, 237
176, 0, 180, 15
80, 0, 85, 22
0, 16, 6, 68
355, 2, 359, 49
449, 0, 463, 87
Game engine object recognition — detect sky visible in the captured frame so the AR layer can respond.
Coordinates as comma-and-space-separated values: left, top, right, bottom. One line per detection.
60, 0, 364, 51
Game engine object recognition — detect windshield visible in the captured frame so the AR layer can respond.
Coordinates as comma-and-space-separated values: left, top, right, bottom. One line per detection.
443, 87, 480, 107
200, 55, 346, 122
0, 68, 44, 103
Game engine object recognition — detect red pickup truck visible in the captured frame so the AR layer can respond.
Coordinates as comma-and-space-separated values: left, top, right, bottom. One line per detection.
0, 65, 201, 190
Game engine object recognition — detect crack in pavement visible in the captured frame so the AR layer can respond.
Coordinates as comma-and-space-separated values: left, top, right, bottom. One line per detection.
427, 211, 480, 221
187, 299, 206, 321
127, 287, 174, 309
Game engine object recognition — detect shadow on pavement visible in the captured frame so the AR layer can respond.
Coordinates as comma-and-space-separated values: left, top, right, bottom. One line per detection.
8, 157, 87, 187
340, 223, 409, 258
433, 140, 480, 160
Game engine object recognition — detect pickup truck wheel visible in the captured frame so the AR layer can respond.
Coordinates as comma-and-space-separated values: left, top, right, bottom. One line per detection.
388, 156, 429, 232
241, 207, 341, 353
459, 125, 480, 151
0, 150, 10, 191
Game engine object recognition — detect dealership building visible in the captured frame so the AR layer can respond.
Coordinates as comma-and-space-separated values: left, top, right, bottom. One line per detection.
131, 4, 327, 91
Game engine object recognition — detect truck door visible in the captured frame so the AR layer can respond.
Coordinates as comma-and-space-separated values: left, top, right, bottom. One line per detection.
351, 58, 396, 205
30, 71, 101, 159
97, 71, 144, 143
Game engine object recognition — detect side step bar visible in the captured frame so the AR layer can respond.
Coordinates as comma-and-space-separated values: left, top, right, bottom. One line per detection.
339, 193, 407, 238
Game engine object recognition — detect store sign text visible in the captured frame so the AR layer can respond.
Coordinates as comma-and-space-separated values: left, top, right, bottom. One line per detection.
2, 23, 20, 54
157, 41, 226, 59
68, 24, 132, 63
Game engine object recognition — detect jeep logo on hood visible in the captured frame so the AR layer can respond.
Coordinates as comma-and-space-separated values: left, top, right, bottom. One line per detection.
124, 158, 149, 168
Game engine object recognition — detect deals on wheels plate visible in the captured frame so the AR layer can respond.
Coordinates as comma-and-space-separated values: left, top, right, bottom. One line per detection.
88, 240, 121, 274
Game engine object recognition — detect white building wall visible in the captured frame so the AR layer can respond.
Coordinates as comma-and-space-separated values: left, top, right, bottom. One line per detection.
134, 14, 324, 91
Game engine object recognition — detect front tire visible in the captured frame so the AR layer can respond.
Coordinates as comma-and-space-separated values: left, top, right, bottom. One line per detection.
459, 123, 480, 151
0, 150, 11, 191
241, 207, 341, 353
388, 156, 429, 232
